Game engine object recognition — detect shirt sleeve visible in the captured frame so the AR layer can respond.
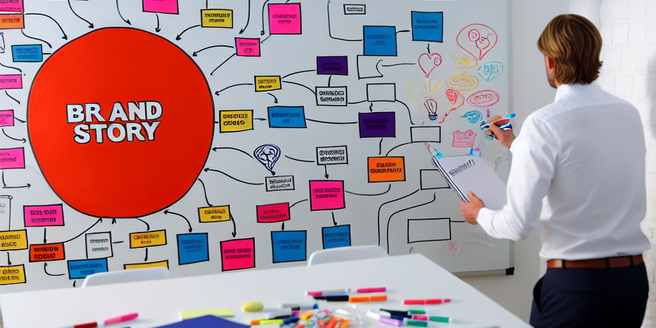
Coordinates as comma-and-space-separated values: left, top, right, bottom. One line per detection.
477, 115, 558, 241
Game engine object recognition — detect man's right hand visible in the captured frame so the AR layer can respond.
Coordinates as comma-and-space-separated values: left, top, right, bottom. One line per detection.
487, 116, 515, 149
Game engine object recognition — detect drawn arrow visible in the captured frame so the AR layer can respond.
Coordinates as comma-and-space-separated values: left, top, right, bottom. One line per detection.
284, 155, 314, 163
7, 252, 11, 265
386, 193, 436, 253
154, 14, 161, 32
381, 62, 415, 68
4, 91, 20, 105
215, 83, 254, 96
261, 35, 272, 44
324, 165, 329, 179
240, 0, 251, 34
44, 263, 65, 276
68, 0, 94, 28
43, 228, 47, 243
2, 172, 31, 189
145, 248, 148, 261
205, 168, 264, 186
289, 199, 308, 209
25, 13, 67, 39
328, 76, 332, 87
21, 29, 51, 49
281, 69, 316, 79
210, 53, 237, 75
176, 24, 200, 40
137, 218, 150, 231
112, 241, 124, 244
281, 221, 285, 231
14, 116, 26, 124
332, 212, 337, 226
193, 44, 234, 56
230, 213, 237, 237
346, 184, 392, 196
62, 218, 102, 243
212, 147, 253, 159
410, 246, 414, 253
379, 138, 384, 155
116, 0, 131, 25
327, 0, 362, 41
260, 0, 271, 35
396, 100, 415, 125
377, 189, 419, 246
0, 61, 22, 73
267, 92, 278, 103
348, 100, 367, 105
306, 118, 357, 125
428, 43, 431, 53
385, 142, 413, 156
112, 218, 117, 224
253, 117, 267, 121
370, 103, 374, 112
397, 30, 410, 34
3, 129, 26, 143
282, 81, 315, 95
73, 280, 76, 287
164, 210, 193, 233
197, 179, 213, 207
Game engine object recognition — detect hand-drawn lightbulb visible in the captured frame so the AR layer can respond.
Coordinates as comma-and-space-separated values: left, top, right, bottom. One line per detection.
254, 144, 281, 175
424, 99, 438, 121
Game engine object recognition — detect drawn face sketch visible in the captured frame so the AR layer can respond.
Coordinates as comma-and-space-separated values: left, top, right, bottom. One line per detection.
476, 35, 491, 52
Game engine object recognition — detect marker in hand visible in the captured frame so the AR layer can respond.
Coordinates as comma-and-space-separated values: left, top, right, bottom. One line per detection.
481, 113, 515, 138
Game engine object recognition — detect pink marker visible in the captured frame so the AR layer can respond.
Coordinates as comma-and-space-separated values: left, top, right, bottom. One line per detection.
403, 299, 425, 305
356, 287, 386, 293
412, 315, 428, 321
426, 298, 451, 304
104, 312, 138, 325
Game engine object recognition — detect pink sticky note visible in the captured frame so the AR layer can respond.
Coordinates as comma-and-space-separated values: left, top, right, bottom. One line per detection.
24, 204, 65, 227
0, 0, 23, 12
309, 180, 345, 211
235, 38, 261, 57
220, 238, 255, 271
0, 75, 22, 89
257, 203, 290, 223
0, 110, 14, 127
0, 148, 24, 169
143, 0, 178, 14
268, 3, 301, 34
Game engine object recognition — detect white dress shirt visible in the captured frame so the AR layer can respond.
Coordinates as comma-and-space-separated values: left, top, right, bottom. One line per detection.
477, 82, 651, 261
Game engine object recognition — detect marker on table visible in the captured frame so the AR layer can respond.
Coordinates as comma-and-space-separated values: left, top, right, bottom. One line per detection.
356, 287, 386, 293
379, 309, 425, 317
403, 298, 451, 305
71, 323, 97, 328
313, 294, 350, 302
105, 312, 138, 326
306, 288, 350, 297
366, 311, 402, 327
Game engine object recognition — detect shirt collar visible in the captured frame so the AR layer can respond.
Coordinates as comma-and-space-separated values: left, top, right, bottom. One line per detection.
555, 82, 601, 102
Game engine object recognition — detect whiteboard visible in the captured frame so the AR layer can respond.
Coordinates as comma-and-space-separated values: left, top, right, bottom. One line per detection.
0, 0, 511, 292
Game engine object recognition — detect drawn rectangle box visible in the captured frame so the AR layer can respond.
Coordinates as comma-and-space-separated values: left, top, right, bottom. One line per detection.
366, 83, 396, 102
11, 44, 42, 62
407, 218, 451, 243
410, 126, 441, 143
265, 176, 295, 192
316, 86, 347, 107
316, 146, 348, 165
420, 169, 449, 190
344, 4, 365, 15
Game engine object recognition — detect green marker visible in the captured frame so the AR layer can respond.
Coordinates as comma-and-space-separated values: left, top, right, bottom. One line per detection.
408, 310, 426, 315
405, 319, 428, 327
429, 316, 453, 323
259, 319, 285, 325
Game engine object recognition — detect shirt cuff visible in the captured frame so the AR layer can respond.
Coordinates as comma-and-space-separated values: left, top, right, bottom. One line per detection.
477, 207, 496, 235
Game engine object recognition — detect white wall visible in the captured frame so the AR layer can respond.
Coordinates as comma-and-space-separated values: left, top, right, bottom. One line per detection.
593, 0, 656, 325
460, 0, 570, 322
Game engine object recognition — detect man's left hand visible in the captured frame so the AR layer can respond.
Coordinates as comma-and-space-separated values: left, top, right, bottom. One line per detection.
460, 191, 485, 225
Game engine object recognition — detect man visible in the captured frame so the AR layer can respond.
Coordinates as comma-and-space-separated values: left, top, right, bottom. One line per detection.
460, 14, 650, 327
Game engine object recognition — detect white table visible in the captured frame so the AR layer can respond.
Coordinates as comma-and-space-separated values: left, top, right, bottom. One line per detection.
0, 254, 529, 328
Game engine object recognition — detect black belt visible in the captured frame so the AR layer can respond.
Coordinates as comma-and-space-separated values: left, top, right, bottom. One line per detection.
547, 254, 643, 269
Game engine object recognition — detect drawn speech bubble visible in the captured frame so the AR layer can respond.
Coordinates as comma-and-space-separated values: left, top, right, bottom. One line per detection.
478, 62, 504, 82
457, 24, 498, 61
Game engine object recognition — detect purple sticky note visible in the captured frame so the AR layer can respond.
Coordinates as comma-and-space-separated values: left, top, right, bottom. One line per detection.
317, 56, 348, 75
359, 112, 396, 138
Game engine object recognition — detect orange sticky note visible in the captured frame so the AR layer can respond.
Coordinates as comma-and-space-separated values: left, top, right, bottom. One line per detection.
0, 14, 24, 29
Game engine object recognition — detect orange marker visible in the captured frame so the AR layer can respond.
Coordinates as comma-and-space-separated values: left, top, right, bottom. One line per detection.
349, 296, 369, 303
370, 295, 387, 302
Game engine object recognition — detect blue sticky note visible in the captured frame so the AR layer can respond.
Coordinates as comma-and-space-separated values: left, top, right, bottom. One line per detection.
411, 12, 443, 42
363, 26, 397, 56
177, 233, 209, 265
12, 44, 43, 62
271, 230, 307, 263
322, 225, 351, 249
67, 258, 108, 279
268, 106, 307, 128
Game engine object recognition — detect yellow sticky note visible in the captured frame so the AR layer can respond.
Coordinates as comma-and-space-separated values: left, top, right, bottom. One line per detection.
181, 308, 234, 320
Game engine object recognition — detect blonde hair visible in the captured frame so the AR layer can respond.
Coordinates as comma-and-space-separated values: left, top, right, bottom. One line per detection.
537, 14, 603, 85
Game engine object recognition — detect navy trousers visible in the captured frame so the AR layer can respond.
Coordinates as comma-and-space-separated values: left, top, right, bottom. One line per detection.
530, 263, 649, 327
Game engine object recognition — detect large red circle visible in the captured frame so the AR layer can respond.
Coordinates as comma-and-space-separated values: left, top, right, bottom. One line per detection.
28, 28, 214, 218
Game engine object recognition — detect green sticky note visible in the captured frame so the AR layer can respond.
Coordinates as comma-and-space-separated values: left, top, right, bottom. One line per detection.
181, 308, 234, 320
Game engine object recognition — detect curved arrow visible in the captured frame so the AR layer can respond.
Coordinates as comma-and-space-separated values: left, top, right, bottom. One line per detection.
21, 29, 51, 49
137, 218, 150, 231
3, 129, 26, 143
215, 83, 254, 96
327, 0, 362, 41
212, 147, 253, 159
116, 0, 131, 25
197, 179, 213, 206
164, 210, 192, 232
44, 263, 65, 276
377, 189, 419, 246
267, 92, 278, 103
205, 168, 264, 186
289, 199, 308, 209
385, 142, 413, 157
332, 212, 337, 226
348, 99, 367, 105
281, 69, 316, 79
62, 219, 102, 243
282, 81, 315, 95
7, 252, 10, 265
230, 213, 237, 237
14, 116, 26, 124
386, 193, 436, 253
176, 24, 200, 40
284, 155, 314, 163
260, 0, 271, 35
346, 184, 392, 196
68, 0, 94, 28
210, 53, 237, 75
240, 0, 251, 34
306, 118, 357, 125
0, 61, 22, 73
193, 44, 234, 56
396, 100, 415, 125
156, 14, 161, 32
145, 248, 148, 261
25, 13, 67, 39
2, 172, 30, 189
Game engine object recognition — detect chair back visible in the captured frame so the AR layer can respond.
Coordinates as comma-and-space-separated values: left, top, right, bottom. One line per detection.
307, 245, 388, 266
81, 266, 173, 287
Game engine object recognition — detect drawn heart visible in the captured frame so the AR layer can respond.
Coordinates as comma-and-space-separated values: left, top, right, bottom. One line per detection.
456, 24, 498, 61
418, 53, 442, 78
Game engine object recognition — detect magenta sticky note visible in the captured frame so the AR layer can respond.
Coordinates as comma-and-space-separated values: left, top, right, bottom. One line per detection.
309, 180, 346, 211
24, 204, 65, 227
143, 0, 178, 14
0, 147, 24, 169
0, 75, 22, 89
268, 3, 301, 34
235, 38, 261, 57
